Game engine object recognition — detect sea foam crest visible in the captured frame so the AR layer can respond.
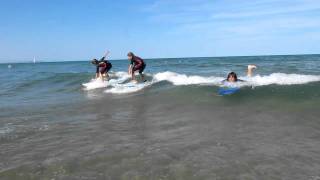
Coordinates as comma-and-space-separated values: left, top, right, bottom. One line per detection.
82, 72, 130, 90
82, 79, 108, 90
155, 71, 320, 87
83, 71, 320, 93
105, 81, 153, 94
154, 71, 224, 85
242, 73, 320, 86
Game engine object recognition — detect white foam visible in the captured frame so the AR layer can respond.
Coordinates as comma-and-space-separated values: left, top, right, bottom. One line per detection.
155, 71, 320, 87
154, 71, 224, 85
241, 73, 320, 86
83, 71, 320, 94
105, 81, 153, 94
82, 72, 130, 90
82, 78, 108, 90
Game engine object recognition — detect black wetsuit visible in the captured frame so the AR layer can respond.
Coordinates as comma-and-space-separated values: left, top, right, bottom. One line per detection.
130, 56, 146, 74
96, 57, 112, 74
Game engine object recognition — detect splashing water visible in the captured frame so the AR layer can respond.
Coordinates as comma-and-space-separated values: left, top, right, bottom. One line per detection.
82, 71, 320, 94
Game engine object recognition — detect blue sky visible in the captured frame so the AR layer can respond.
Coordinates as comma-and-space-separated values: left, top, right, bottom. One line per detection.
0, 0, 320, 62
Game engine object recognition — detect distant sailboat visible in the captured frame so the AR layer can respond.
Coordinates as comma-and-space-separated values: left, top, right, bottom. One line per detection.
33, 57, 36, 64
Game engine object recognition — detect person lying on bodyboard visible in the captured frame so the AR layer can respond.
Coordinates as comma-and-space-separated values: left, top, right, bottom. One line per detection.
218, 65, 257, 95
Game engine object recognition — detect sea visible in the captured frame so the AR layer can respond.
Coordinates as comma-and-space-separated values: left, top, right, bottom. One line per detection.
1, 54, 320, 179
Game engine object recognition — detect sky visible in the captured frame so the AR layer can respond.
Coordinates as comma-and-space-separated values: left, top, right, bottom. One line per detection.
0, 0, 320, 62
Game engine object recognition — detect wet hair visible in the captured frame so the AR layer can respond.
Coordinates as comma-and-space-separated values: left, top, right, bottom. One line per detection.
91, 59, 99, 65
127, 52, 135, 58
227, 72, 238, 82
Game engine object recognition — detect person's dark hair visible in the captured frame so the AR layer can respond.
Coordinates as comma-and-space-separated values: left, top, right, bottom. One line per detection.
91, 59, 99, 65
227, 72, 238, 81
127, 52, 135, 57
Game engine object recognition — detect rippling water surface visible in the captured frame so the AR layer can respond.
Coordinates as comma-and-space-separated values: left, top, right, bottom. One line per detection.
1, 55, 320, 179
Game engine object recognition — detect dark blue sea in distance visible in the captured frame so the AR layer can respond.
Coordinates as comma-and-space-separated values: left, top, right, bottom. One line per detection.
1, 54, 320, 179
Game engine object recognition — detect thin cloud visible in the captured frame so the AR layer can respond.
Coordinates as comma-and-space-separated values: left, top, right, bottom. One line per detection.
143, 0, 320, 22
212, 1, 320, 19
143, 0, 320, 34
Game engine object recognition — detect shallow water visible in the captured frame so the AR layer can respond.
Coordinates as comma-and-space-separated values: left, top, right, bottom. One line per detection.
1, 55, 320, 179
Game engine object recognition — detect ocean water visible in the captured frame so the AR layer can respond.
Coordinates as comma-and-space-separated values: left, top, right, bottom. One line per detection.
1, 55, 320, 179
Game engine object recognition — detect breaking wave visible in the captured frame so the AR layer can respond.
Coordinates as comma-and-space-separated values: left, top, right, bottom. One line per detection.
82, 71, 320, 94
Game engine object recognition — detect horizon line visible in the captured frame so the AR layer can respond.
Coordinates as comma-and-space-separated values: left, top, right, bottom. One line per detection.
1, 53, 319, 64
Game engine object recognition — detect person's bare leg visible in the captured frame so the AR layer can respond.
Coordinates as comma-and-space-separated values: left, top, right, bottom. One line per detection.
101, 73, 107, 81
105, 73, 110, 81
98, 72, 104, 81
140, 73, 145, 82
131, 71, 137, 82
247, 65, 257, 77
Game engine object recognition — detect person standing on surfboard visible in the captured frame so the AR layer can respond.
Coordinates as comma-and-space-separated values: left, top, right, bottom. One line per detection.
91, 50, 112, 80
127, 52, 146, 82
224, 65, 257, 82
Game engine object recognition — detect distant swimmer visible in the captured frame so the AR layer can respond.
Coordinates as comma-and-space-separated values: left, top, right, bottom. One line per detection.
91, 50, 112, 80
127, 52, 146, 82
223, 65, 257, 83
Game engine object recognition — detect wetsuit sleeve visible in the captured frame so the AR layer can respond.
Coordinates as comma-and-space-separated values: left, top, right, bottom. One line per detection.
100, 56, 105, 62
137, 57, 145, 65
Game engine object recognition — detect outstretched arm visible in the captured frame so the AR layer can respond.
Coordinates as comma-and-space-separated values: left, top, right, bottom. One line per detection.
100, 50, 110, 61
247, 65, 257, 77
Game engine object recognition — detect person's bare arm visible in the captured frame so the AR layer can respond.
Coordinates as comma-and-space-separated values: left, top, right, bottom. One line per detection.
128, 65, 136, 81
128, 65, 132, 75
247, 65, 257, 77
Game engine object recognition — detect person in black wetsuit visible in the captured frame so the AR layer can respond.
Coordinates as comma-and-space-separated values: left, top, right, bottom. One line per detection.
127, 52, 146, 82
223, 65, 257, 83
91, 50, 112, 80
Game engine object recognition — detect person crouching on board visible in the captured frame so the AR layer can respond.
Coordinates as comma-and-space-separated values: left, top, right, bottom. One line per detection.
223, 65, 257, 83
91, 51, 112, 81
127, 52, 146, 82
